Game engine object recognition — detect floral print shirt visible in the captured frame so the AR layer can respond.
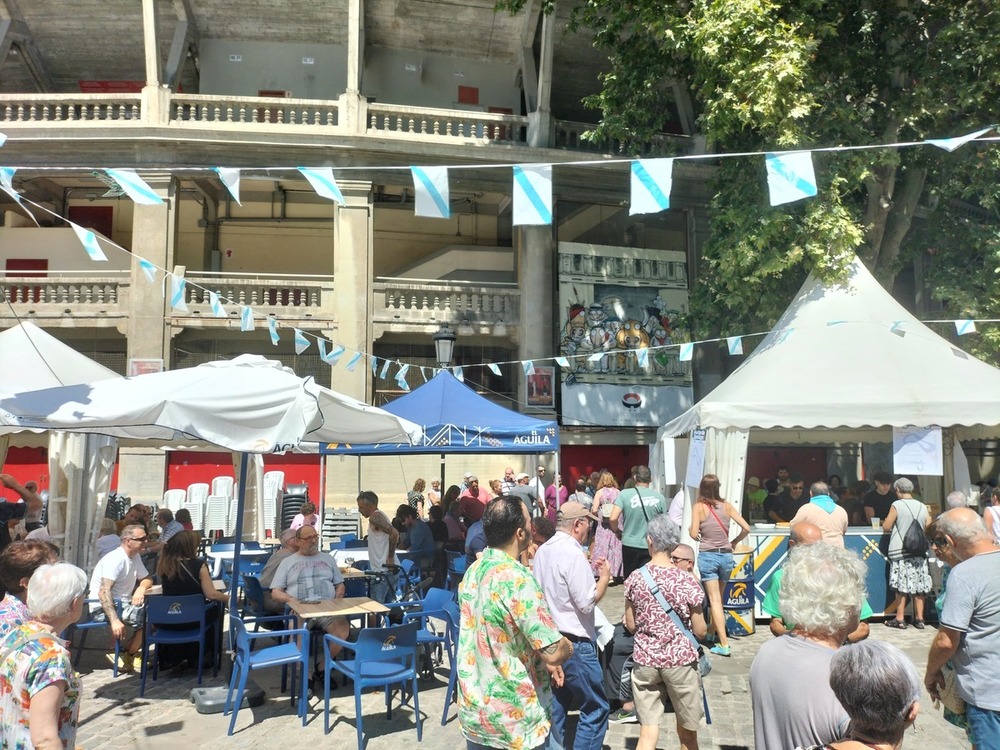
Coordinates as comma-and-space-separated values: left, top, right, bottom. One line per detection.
625, 563, 705, 668
0, 593, 30, 639
457, 547, 563, 750
0, 622, 82, 750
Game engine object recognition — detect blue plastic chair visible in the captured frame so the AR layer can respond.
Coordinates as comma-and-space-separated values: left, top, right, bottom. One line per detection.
339, 533, 358, 545
438, 600, 461, 726
400, 588, 457, 679
225, 613, 310, 735
446, 555, 468, 591
139, 594, 216, 696
71, 599, 123, 676
323, 621, 422, 746
240, 575, 285, 632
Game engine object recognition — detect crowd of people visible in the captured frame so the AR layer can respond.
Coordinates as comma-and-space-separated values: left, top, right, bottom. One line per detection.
5, 462, 1000, 749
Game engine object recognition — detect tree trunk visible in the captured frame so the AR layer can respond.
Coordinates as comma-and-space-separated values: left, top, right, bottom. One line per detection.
873, 165, 927, 290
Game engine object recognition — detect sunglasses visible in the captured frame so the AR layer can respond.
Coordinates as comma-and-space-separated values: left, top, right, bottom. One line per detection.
670, 556, 693, 565
128, 535, 147, 542
929, 537, 949, 548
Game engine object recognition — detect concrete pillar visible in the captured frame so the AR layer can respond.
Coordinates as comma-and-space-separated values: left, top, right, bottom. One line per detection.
527, 8, 556, 148
516, 225, 555, 413
141, 0, 161, 88
332, 181, 374, 402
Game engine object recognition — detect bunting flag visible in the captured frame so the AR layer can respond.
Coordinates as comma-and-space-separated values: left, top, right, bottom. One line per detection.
0, 166, 23, 205
777, 328, 795, 344
636, 348, 649, 368
452, 366, 464, 382
323, 344, 346, 366
587, 352, 604, 363
70, 223, 108, 261
169, 276, 188, 311
345, 352, 363, 372
891, 321, 905, 333
105, 168, 164, 205
396, 364, 411, 391
410, 166, 450, 218
240, 306, 255, 331
522, 360, 535, 376
214, 167, 242, 205
139, 258, 157, 284
209, 291, 227, 318
726, 336, 744, 356
294, 328, 311, 354
512, 165, 553, 225
267, 317, 280, 345
765, 151, 818, 206
488, 363, 502, 376
0, 132, 6, 147
420, 367, 428, 382
955, 319, 976, 336
298, 166, 345, 203
927, 126, 995, 152
679, 343, 694, 362
630, 158, 673, 215
555, 356, 570, 369
371, 357, 379, 376
317, 339, 328, 361
379, 359, 392, 379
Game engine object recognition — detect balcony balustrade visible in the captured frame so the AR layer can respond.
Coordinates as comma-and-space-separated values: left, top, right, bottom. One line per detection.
0, 273, 129, 326
373, 278, 519, 336
174, 272, 336, 323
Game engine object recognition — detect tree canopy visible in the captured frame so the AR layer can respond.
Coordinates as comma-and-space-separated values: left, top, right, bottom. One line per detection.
499, 0, 1000, 360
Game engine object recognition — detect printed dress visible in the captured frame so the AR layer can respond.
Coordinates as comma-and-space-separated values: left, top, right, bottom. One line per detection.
456, 547, 563, 750
0, 622, 82, 750
590, 487, 623, 578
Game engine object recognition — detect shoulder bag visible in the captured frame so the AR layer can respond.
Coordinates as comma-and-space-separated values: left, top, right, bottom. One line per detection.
637, 565, 711, 678
939, 662, 966, 715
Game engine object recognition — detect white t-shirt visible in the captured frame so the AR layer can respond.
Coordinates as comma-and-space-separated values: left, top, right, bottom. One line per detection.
367, 509, 392, 572
87, 546, 149, 612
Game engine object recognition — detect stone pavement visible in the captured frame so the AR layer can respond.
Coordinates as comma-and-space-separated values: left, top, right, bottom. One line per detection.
72, 584, 970, 749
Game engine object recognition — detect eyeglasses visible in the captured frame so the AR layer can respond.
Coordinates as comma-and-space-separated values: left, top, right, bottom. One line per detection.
670, 556, 693, 565
128, 535, 147, 542
929, 537, 949, 548
298, 535, 319, 542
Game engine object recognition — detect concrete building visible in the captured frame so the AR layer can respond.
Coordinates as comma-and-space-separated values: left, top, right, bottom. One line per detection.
0, 0, 712, 507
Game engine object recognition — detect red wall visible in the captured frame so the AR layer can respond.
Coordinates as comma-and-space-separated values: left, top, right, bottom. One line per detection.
0, 446, 121, 500
166, 451, 320, 496
560, 444, 649, 490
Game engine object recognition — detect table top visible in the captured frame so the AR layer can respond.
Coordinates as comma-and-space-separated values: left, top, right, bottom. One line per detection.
339, 567, 367, 580
286, 596, 389, 619
260, 538, 283, 546
205, 548, 271, 560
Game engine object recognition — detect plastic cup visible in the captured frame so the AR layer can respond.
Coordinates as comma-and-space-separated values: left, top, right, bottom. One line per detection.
871, 517, 881, 530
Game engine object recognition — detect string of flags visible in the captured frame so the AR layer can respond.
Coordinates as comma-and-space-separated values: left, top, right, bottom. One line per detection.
0, 126, 999, 390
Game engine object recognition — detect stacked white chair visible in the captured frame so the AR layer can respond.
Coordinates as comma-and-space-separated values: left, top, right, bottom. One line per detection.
162, 489, 186, 512
211, 476, 234, 499
227, 496, 240, 536
204, 495, 229, 539
262, 471, 285, 538
187, 482, 210, 507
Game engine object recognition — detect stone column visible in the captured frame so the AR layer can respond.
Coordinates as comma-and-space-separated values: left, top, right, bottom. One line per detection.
516, 225, 555, 413
119, 173, 177, 502
527, 9, 556, 148
332, 181, 374, 401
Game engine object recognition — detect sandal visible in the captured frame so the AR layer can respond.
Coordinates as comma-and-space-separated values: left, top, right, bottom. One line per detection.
912, 619, 925, 629
884, 618, 907, 629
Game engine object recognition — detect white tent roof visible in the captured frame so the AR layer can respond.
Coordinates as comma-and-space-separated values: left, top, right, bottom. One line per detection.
661, 257, 1000, 435
0, 321, 120, 394
0, 354, 421, 452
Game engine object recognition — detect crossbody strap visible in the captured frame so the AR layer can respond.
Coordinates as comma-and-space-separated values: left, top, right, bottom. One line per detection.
635, 486, 651, 523
638, 565, 699, 652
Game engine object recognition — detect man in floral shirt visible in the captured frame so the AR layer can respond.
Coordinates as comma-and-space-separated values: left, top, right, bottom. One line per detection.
457, 496, 573, 750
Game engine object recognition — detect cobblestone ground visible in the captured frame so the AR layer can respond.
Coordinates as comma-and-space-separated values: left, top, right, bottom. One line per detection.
72, 584, 970, 749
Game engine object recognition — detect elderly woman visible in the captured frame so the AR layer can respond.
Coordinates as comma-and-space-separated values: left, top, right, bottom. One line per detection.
624, 513, 707, 750
797, 640, 920, 750
0, 562, 88, 750
882, 477, 931, 629
751, 543, 868, 750
0, 539, 61, 638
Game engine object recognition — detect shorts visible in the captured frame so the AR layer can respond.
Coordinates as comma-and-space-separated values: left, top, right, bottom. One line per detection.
696, 551, 734, 582
309, 615, 347, 632
631, 662, 705, 731
90, 602, 144, 640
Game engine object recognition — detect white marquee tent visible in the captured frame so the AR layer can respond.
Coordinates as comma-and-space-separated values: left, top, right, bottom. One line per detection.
656, 256, 1000, 518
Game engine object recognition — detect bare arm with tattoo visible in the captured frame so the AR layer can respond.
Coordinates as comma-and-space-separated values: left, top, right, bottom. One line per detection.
535, 635, 573, 667
99, 578, 125, 640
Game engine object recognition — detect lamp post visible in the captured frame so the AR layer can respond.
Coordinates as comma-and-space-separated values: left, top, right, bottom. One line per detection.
433, 323, 456, 369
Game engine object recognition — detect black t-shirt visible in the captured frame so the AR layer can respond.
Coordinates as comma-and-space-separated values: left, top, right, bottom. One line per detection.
162, 557, 206, 597
428, 519, 449, 543
774, 491, 806, 521
763, 493, 785, 522
863, 490, 894, 519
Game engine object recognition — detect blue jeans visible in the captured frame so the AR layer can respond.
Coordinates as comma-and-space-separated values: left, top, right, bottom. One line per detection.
967, 703, 1000, 748
546, 638, 610, 750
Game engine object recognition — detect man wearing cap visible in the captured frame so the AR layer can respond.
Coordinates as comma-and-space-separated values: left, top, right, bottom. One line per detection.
746, 477, 767, 519
459, 475, 492, 524
459, 471, 473, 495
509, 471, 544, 518
533, 501, 612, 750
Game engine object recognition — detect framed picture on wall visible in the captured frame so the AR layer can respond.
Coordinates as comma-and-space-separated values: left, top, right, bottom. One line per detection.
128, 358, 164, 377
525, 366, 555, 408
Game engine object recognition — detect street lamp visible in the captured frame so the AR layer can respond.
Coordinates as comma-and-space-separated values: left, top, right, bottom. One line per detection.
433, 323, 456, 369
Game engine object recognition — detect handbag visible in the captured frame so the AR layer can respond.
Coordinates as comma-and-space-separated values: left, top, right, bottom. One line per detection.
638, 565, 712, 678
939, 662, 966, 715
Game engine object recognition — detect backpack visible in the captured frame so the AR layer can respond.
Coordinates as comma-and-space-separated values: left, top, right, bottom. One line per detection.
901, 514, 928, 557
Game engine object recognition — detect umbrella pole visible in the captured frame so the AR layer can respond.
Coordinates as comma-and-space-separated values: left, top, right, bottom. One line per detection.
553, 450, 562, 509
229, 452, 250, 620
440, 453, 445, 503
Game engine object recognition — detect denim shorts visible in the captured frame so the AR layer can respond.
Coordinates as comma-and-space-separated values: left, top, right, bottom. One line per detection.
696, 550, 734, 582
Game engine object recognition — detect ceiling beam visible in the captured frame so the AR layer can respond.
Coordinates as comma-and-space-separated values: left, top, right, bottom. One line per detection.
165, 0, 200, 89
0, 2, 54, 92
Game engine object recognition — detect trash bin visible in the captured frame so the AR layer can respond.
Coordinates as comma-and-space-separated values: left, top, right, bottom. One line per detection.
724, 545, 755, 636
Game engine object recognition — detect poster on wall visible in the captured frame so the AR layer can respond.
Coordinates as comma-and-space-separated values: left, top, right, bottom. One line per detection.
557, 242, 694, 427
128, 358, 163, 377
525, 366, 555, 408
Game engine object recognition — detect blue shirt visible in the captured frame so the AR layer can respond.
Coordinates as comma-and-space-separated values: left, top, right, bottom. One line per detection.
407, 519, 435, 568
465, 520, 487, 567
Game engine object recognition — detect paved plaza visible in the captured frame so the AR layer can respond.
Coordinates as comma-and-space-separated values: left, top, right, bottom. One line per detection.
72, 584, 970, 749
